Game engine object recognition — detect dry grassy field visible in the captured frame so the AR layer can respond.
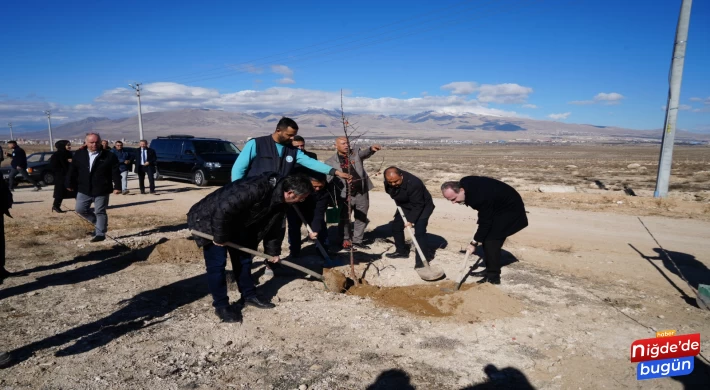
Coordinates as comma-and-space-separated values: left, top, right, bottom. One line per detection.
1, 143, 708, 389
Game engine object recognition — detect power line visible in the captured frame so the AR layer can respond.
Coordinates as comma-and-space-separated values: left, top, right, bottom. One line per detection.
157, 0, 495, 84
170, 0, 508, 84
169, 0, 534, 86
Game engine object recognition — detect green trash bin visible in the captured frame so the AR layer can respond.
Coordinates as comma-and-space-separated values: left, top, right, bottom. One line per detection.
326, 206, 340, 224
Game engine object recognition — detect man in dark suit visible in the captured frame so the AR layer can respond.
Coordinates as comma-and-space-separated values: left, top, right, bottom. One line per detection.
5, 141, 41, 191
441, 176, 528, 285
135, 139, 157, 194
66, 133, 122, 243
383, 167, 435, 269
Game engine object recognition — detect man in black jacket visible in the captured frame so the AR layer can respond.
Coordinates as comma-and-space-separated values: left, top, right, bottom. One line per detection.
135, 139, 157, 194
441, 176, 528, 285
66, 133, 122, 243
6, 141, 41, 191
383, 167, 435, 268
0, 176, 12, 281
187, 172, 313, 323
286, 172, 333, 260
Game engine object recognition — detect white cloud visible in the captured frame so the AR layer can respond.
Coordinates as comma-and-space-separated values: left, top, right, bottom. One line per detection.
441, 82, 478, 95
401, 92, 408, 96
476, 83, 533, 104
522, 104, 537, 109
421, 91, 428, 96
1, 82, 532, 126
441, 81, 533, 104
689, 96, 710, 104
548, 112, 571, 120
271, 65, 295, 85
594, 92, 624, 104
569, 92, 625, 105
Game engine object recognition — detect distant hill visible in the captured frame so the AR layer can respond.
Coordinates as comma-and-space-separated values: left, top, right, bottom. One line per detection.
17, 108, 710, 144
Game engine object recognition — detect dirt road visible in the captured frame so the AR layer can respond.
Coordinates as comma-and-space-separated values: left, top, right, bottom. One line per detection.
1, 177, 708, 389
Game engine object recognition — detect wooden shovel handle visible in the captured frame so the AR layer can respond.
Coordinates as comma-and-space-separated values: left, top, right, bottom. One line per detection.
291, 205, 332, 261
190, 230, 324, 281
397, 206, 431, 268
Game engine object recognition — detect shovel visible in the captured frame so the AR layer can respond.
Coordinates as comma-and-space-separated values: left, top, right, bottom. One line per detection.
397, 207, 445, 281
291, 204, 336, 264
190, 230, 332, 290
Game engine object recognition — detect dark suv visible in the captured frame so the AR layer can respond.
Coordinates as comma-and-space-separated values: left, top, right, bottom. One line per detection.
1, 151, 64, 186
150, 135, 240, 186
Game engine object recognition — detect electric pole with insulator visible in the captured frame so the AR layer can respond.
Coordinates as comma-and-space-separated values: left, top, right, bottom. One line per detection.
7, 123, 14, 140
129, 82, 144, 141
655, 0, 693, 198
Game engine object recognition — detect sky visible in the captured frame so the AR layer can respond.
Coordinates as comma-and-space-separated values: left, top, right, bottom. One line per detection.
1, 0, 709, 134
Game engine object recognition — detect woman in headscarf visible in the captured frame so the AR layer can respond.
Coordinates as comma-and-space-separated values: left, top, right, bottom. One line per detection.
49, 140, 75, 213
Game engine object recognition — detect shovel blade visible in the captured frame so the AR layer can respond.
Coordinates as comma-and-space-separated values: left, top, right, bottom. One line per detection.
416, 266, 445, 281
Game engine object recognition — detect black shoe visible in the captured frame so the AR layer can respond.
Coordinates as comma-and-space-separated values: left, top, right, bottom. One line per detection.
0, 351, 13, 369
476, 275, 501, 285
90, 235, 106, 243
141, 191, 147, 194
52, 206, 65, 213
353, 243, 370, 250
214, 306, 241, 323
385, 251, 409, 259
471, 269, 487, 277
243, 296, 275, 309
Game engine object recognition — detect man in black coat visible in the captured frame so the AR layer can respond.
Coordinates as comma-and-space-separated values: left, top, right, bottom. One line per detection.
187, 172, 313, 323
135, 139, 157, 194
441, 176, 528, 284
66, 133, 122, 243
6, 141, 41, 191
383, 167, 436, 268
0, 175, 12, 281
286, 172, 334, 262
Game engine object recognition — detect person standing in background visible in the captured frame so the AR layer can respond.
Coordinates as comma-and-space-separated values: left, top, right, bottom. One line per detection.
111, 141, 133, 194
6, 141, 41, 192
49, 140, 74, 213
134, 140, 157, 195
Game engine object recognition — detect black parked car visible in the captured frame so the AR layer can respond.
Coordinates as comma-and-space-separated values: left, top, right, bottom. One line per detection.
1, 151, 65, 186
150, 135, 240, 186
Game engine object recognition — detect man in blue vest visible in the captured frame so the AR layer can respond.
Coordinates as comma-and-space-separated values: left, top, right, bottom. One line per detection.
231, 117, 351, 182
231, 117, 351, 275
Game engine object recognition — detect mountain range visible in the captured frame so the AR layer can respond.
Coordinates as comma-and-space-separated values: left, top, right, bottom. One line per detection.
16, 108, 710, 144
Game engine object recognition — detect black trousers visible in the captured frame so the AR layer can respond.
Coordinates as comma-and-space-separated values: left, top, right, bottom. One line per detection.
482, 238, 506, 276
0, 213, 5, 271
137, 165, 156, 193
286, 207, 327, 255
391, 205, 434, 266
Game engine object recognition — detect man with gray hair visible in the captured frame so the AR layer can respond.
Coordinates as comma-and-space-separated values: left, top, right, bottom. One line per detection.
325, 137, 381, 250
66, 133, 122, 242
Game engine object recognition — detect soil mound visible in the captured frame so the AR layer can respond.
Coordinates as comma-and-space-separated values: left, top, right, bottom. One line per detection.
347, 281, 522, 322
147, 238, 202, 263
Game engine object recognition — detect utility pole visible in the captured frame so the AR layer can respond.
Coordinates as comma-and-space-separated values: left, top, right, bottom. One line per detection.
45, 110, 55, 151
655, 0, 693, 198
7, 123, 13, 140
129, 82, 144, 141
